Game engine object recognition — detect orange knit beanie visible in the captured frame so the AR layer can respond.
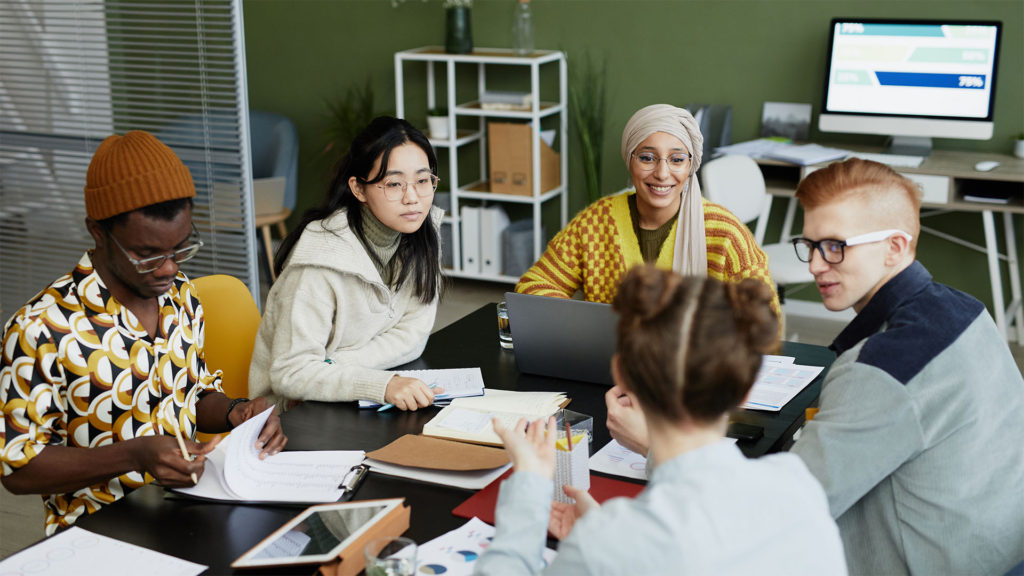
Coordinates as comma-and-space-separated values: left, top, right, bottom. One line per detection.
84, 131, 195, 220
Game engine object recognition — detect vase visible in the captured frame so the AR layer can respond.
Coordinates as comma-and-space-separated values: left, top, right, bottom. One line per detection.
445, 7, 473, 54
1015, 139, 1024, 159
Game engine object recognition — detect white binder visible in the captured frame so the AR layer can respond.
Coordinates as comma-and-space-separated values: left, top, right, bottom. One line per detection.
461, 206, 481, 274
479, 206, 510, 276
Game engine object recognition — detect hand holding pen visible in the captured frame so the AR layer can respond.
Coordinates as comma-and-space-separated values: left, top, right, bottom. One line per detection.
378, 377, 445, 412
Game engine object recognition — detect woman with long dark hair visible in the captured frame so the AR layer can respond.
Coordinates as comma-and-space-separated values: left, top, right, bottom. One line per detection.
249, 116, 444, 411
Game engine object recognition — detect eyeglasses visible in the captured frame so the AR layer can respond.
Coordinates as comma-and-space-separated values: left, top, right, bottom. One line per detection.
792, 229, 912, 264
363, 174, 440, 202
108, 223, 204, 274
631, 151, 692, 173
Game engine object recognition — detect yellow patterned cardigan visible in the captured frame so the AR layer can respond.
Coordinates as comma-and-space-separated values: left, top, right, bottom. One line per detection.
516, 192, 781, 318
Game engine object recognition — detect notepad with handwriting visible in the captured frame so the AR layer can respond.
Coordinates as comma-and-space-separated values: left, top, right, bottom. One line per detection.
421, 390, 569, 446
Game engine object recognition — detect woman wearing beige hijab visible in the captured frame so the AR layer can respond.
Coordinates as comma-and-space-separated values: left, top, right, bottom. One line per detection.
516, 104, 779, 317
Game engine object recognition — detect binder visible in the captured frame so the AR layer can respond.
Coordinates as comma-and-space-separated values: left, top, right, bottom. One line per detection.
461, 205, 481, 274
479, 206, 510, 276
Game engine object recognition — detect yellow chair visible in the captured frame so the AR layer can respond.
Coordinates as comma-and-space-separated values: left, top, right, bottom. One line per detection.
191, 274, 261, 439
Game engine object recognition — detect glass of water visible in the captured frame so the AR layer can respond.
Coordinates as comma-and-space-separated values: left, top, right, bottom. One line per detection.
364, 536, 416, 576
496, 300, 513, 349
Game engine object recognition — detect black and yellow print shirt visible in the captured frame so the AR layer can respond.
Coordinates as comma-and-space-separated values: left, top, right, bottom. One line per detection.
0, 252, 223, 535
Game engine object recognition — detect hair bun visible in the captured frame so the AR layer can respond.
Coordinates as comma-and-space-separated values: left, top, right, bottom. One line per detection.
614, 265, 683, 326
724, 279, 779, 353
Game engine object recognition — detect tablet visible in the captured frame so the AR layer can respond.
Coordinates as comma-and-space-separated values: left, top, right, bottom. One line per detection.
232, 498, 405, 568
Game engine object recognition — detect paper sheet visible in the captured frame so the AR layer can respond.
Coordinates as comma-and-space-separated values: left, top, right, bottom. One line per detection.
358, 367, 485, 408
366, 459, 512, 491
176, 407, 365, 502
0, 527, 206, 576
742, 361, 825, 411
588, 439, 648, 481
415, 517, 556, 575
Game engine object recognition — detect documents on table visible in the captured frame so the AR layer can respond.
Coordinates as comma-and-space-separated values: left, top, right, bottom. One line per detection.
416, 517, 557, 576
741, 356, 825, 411
589, 439, 649, 481
714, 138, 852, 166
365, 434, 512, 490
359, 367, 486, 408
422, 390, 569, 446
0, 526, 207, 576
173, 407, 365, 503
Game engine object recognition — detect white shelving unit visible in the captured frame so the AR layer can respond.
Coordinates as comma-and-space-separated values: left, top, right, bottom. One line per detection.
394, 46, 568, 283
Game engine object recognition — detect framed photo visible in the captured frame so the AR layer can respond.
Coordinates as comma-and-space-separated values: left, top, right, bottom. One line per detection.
761, 102, 813, 141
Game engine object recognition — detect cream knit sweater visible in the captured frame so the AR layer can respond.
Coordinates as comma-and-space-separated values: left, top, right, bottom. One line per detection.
248, 206, 443, 405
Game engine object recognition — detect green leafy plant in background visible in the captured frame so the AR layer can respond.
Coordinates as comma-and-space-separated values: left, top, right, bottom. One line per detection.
569, 51, 608, 204
321, 79, 379, 165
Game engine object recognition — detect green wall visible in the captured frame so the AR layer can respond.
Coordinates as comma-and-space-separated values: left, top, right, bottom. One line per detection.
243, 0, 1024, 311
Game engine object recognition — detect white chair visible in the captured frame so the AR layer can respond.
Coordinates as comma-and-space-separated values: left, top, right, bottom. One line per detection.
700, 154, 814, 302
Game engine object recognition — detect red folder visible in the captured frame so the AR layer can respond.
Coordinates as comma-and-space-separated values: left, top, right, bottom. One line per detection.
452, 470, 645, 525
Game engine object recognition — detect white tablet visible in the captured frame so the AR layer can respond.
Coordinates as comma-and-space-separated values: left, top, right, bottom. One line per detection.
232, 498, 405, 568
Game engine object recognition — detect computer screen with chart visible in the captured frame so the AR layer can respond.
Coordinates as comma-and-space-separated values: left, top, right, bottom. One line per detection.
818, 19, 1001, 155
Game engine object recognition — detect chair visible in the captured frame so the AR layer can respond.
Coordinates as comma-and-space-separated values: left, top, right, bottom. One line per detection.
249, 110, 299, 282
192, 274, 261, 439
700, 154, 814, 302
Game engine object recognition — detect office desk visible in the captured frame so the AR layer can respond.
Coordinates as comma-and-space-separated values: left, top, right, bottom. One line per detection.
71, 304, 833, 574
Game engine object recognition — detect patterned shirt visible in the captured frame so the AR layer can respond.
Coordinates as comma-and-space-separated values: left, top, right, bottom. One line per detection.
0, 252, 222, 534
516, 193, 781, 317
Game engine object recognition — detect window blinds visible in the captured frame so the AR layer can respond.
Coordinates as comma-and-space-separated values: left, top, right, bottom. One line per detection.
0, 0, 258, 326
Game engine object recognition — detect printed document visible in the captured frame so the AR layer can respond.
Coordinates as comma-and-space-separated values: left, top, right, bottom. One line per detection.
359, 367, 485, 408
175, 407, 365, 502
742, 359, 825, 411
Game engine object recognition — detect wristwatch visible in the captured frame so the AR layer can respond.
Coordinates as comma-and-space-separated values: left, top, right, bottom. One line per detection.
226, 397, 250, 430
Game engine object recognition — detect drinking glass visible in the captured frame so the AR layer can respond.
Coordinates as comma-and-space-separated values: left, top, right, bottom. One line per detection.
496, 301, 513, 349
364, 536, 417, 576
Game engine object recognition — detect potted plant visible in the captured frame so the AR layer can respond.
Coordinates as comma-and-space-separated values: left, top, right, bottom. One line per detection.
569, 51, 608, 203
426, 107, 449, 140
1015, 132, 1024, 159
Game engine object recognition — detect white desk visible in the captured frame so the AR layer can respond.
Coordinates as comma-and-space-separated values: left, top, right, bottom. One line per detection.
756, 148, 1024, 343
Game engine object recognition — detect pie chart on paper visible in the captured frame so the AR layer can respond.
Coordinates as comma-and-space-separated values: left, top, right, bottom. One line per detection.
451, 550, 478, 562
419, 564, 448, 574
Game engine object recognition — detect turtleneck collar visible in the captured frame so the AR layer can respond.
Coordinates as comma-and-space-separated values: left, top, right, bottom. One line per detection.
359, 204, 401, 285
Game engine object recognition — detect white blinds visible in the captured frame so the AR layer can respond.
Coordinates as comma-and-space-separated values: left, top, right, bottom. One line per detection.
0, 0, 258, 325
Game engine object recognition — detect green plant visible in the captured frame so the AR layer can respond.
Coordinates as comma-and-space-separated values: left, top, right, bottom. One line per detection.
568, 51, 608, 204
321, 79, 379, 164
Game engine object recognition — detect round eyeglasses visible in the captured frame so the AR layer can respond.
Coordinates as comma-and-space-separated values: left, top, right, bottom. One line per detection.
792, 229, 912, 264
364, 174, 440, 202
631, 151, 692, 173
108, 223, 204, 274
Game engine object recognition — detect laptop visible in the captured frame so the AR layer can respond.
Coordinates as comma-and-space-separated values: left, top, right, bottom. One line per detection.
504, 292, 618, 386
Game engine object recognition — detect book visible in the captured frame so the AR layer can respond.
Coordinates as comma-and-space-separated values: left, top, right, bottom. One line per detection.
421, 389, 569, 447
173, 407, 365, 503
364, 434, 512, 490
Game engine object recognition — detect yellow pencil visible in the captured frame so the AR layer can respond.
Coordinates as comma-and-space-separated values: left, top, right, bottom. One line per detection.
171, 422, 198, 485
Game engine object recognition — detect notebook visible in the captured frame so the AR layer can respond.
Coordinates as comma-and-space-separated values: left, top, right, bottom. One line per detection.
504, 292, 618, 386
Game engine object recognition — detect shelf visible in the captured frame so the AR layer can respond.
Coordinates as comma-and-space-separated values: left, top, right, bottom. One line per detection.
458, 181, 564, 203
442, 269, 520, 284
427, 129, 482, 148
455, 101, 563, 119
396, 46, 564, 65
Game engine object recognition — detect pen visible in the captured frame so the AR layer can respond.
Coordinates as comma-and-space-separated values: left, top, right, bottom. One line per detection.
338, 464, 370, 501
171, 420, 198, 485
563, 409, 573, 451
377, 382, 439, 412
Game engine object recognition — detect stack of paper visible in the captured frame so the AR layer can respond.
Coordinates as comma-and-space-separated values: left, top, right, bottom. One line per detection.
415, 518, 557, 575
761, 143, 850, 166
741, 356, 825, 411
422, 390, 569, 446
173, 407, 365, 503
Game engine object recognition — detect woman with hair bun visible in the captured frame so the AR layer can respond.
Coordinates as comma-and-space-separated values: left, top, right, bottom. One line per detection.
476, 266, 845, 575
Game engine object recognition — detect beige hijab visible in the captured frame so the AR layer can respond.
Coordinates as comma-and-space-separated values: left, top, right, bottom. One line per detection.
620, 104, 707, 277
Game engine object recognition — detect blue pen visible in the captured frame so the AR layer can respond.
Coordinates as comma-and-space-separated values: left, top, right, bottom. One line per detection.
377, 382, 439, 412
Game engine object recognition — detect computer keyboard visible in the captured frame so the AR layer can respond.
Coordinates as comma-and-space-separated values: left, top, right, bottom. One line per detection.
847, 152, 925, 168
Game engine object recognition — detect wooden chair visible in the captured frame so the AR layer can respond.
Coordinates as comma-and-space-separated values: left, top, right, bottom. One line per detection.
191, 274, 261, 439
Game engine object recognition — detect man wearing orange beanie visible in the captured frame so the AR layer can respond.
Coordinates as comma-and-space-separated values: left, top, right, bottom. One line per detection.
0, 131, 287, 535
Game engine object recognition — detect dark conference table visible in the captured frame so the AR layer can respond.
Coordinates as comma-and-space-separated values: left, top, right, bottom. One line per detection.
74, 304, 834, 574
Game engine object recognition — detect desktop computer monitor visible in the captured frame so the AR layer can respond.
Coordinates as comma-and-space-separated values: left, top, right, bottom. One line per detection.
818, 19, 1002, 156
